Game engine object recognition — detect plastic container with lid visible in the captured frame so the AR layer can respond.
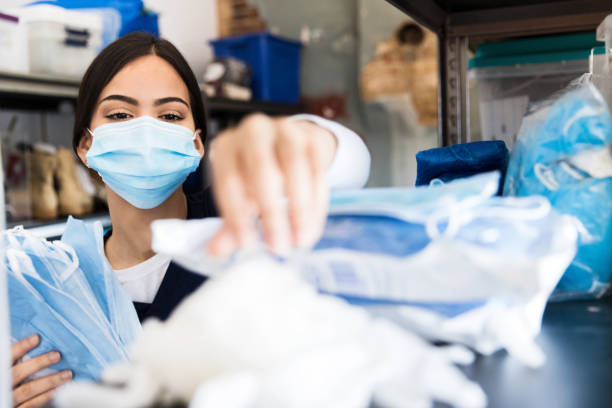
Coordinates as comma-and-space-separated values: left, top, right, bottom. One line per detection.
469, 32, 604, 149
15, 4, 103, 78
0, 12, 27, 73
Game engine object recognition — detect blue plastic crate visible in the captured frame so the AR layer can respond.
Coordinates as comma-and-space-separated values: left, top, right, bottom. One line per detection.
210, 32, 302, 103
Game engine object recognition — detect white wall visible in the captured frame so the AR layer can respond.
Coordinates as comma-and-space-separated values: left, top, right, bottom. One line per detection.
146, 0, 218, 80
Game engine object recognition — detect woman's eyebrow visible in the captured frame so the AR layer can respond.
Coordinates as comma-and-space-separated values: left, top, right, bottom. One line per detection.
154, 97, 189, 107
99, 94, 139, 105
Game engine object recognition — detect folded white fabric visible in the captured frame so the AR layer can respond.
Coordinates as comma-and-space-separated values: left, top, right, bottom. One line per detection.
56, 258, 486, 408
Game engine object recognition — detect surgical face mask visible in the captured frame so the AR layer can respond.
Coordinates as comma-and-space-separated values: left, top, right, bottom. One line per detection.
86, 116, 201, 209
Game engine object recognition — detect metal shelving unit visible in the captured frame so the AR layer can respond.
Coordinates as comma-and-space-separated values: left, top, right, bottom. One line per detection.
385, 0, 612, 146
0, 70, 304, 238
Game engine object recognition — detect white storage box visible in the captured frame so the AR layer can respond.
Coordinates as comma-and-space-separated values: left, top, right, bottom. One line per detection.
469, 32, 601, 149
15, 4, 103, 78
0, 12, 27, 73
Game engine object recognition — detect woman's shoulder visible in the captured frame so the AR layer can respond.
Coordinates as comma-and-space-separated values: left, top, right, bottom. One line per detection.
185, 186, 218, 220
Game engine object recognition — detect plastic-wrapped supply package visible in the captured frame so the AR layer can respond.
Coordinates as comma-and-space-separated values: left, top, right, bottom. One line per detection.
503, 82, 612, 299
151, 172, 578, 367
3, 218, 140, 380
56, 258, 487, 408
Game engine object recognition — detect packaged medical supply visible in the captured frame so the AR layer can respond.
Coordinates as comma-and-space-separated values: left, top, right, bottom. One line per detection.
3, 218, 140, 380
415, 140, 509, 192
151, 172, 578, 366
56, 258, 486, 408
503, 81, 612, 299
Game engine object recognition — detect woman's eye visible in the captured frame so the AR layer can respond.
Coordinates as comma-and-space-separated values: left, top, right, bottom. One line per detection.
106, 112, 132, 120
160, 113, 183, 121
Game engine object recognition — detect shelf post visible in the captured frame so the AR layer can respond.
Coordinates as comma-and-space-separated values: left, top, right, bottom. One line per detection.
440, 35, 469, 146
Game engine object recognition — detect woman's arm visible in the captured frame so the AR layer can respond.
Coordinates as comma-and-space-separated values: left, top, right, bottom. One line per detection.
11, 335, 72, 408
208, 113, 370, 257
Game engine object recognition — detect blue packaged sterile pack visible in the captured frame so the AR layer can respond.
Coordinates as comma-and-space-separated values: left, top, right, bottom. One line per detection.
503, 82, 612, 299
151, 172, 578, 366
3, 218, 140, 380
415, 141, 509, 192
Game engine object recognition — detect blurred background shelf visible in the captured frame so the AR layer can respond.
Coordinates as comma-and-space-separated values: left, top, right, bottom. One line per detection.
0, 70, 304, 116
6, 213, 111, 239
385, 0, 612, 146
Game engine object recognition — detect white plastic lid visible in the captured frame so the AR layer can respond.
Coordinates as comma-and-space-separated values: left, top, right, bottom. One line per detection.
13, 4, 102, 32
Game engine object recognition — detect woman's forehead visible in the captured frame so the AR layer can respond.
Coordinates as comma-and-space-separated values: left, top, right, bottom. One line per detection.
98, 55, 190, 104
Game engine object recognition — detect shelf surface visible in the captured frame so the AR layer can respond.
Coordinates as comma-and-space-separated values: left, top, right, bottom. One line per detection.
386, 0, 612, 38
0, 70, 303, 115
7, 213, 111, 239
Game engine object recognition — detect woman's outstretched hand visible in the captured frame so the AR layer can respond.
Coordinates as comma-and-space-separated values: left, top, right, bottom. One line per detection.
209, 114, 337, 257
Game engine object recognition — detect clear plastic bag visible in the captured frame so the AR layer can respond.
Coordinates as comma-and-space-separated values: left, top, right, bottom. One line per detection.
503, 81, 612, 299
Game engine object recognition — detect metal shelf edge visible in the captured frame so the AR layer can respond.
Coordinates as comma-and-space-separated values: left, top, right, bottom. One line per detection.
14, 214, 112, 239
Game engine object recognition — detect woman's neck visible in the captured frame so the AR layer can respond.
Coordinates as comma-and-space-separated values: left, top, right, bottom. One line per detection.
105, 187, 188, 270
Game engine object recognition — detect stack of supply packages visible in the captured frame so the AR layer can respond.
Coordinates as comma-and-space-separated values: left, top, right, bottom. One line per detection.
152, 171, 578, 368
504, 81, 612, 299
3, 217, 140, 380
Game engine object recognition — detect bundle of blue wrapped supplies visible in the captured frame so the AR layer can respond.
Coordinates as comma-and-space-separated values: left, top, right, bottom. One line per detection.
3, 80, 611, 405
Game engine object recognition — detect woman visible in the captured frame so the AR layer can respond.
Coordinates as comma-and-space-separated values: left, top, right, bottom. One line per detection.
10, 33, 370, 408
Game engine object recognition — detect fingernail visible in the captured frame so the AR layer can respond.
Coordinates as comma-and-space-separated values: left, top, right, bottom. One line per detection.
49, 351, 61, 363
61, 370, 72, 381
29, 334, 39, 346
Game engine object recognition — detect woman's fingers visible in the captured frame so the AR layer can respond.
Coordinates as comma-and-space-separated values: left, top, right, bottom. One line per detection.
306, 135, 331, 247
12, 351, 61, 386
209, 113, 337, 255
11, 335, 39, 365
210, 129, 255, 251
15, 389, 55, 408
276, 120, 313, 248
208, 223, 238, 258
240, 115, 289, 253
13, 371, 72, 407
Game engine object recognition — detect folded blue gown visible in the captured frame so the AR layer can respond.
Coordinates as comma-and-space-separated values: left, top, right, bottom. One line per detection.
416, 141, 509, 193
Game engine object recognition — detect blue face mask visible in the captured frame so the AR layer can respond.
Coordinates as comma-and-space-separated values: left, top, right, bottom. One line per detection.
86, 116, 202, 209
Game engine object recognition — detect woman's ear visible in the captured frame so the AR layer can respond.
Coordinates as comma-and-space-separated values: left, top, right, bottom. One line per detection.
77, 132, 93, 167
194, 129, 205, 158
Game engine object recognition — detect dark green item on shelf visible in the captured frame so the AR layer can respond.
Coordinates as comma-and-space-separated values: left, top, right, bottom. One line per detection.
469, 32, 605, 69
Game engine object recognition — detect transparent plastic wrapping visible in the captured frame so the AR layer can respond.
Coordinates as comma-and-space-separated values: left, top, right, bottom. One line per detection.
503, 81, 612, 299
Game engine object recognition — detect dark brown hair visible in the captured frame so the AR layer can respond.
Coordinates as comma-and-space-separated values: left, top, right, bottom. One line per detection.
72, 32, 207, 153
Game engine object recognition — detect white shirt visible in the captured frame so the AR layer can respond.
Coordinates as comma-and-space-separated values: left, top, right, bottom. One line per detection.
115, 114, 371, 303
